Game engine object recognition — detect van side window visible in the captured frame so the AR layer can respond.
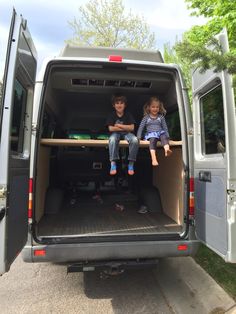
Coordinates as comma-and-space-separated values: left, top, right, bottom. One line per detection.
10, 79, 27, 153
200, 85, 225, 155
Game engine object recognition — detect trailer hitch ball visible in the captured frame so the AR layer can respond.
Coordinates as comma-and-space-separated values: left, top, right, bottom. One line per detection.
100, 266, 125, 278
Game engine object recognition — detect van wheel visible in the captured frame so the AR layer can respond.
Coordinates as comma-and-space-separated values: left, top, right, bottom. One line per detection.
139, 186, 163, 213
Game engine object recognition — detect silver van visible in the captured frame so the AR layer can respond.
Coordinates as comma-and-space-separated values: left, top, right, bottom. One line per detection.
0, 10, 236, 275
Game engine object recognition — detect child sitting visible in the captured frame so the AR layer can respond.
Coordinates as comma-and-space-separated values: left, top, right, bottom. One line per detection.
106, 95, 139, 175
137, 96, 172, 166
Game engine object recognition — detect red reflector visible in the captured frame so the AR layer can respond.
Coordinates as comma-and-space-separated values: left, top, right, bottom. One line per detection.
189, 205, 195, 216
34, 249, 46, 256
189, 177, 195, 216
28, 208, 32, 219
189, 177, 194, 192
109, 55, 123, 62
178, 244, 188, 251
28, 178, 33, 219
29, 178, 33, 193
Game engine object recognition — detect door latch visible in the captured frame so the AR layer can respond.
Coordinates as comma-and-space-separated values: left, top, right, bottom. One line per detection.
199, 171, 211, 182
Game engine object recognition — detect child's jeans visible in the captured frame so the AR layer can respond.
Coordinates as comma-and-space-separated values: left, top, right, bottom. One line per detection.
109, 132, 139, 162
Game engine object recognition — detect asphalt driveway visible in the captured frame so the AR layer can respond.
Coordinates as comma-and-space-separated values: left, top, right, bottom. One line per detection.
0, 256, 235, 314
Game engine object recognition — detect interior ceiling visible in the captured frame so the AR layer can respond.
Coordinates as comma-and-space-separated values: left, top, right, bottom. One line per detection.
50, 67, 174, 94
46, 65, 178, 118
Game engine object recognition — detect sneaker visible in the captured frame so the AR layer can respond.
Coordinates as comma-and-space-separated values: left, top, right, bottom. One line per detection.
110, 163, 117, 175
128, 164, 134, 175
115, 203, 125, 211
138, 205, 148, 214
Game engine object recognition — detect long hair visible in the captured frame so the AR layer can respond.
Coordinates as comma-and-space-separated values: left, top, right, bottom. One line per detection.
143, 97, 166, 116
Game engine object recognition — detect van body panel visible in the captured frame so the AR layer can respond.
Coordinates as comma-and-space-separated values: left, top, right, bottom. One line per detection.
22, 240, 199, 263
36, 57, 184, 84
0, 10, 37, 274
192, 29, 236, 262
59, 45, 164, 62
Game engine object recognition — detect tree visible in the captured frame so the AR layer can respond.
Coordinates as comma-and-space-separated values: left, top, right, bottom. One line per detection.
164, 42, 191, 91
174, 0, 236, 75
66, 0, 156, 49
185, 0, 236, 49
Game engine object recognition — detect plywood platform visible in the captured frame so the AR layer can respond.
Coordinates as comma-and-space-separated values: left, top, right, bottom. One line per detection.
40, 138, 182, 147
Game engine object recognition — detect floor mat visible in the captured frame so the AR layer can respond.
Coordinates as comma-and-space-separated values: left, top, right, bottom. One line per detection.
37, 194, 182, 236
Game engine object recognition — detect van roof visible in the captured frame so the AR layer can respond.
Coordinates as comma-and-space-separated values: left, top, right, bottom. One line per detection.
59, 45, 164, 63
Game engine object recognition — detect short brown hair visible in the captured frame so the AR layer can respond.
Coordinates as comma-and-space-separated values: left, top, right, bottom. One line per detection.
112, 95, 127, 106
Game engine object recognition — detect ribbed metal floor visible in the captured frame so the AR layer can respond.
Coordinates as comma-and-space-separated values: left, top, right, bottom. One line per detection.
37, 195, 182, 236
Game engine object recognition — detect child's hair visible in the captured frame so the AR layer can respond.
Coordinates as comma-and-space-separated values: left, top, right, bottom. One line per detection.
112, 95, 127, 106
143, 96, 166, 116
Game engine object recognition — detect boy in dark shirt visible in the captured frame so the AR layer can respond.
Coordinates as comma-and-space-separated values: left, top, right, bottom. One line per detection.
106, 95, 139, 175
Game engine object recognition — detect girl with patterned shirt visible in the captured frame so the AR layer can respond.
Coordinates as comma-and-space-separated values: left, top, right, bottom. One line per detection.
137, 97, 172, 166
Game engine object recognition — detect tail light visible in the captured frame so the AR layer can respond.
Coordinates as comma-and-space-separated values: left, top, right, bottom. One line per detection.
109, 55, 123, 62
34, 249, 46, 257
28, 178, 33, 219
189, 177, 194, 216
178, 244, 188, 251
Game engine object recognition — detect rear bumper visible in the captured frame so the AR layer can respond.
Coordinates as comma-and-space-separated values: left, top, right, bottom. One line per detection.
22, 240, 200, 263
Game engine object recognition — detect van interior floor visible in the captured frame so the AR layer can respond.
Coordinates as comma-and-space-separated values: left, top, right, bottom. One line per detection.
36, 191, 182, 237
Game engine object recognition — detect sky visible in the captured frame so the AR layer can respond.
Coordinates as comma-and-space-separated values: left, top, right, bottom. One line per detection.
0, 0, 206, 79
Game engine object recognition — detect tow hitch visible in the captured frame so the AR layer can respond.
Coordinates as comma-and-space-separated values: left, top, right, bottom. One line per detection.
67, 259, 159, 275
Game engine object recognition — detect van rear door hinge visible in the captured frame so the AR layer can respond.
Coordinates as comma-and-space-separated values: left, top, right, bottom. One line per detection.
0, 208, 6, 221
188, 128, 194, 136
0, 186, 7, 198
32, 123, 39, 138
31, 123, 38, 133
184, 215, 195, 226
0, 186, 7, 221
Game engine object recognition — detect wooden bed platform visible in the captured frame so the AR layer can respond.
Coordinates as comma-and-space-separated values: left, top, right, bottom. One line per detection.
40, 138, 182, 147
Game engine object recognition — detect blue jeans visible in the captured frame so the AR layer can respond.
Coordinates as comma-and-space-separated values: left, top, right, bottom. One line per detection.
109, 132, 139, 162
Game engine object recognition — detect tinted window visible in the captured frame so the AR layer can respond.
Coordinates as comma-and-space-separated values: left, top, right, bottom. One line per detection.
10, 79, 27, 153
165, 110, 181, 140
200, 85, 225, 155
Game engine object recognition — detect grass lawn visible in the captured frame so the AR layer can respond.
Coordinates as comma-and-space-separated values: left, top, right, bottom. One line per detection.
194, 244, 236, 300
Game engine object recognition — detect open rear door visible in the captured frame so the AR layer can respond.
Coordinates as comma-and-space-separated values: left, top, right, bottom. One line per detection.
192, 29, 236, 262
0, 9, 37, 274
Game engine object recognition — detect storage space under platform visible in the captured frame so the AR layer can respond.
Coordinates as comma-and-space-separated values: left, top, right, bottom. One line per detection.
36, 193, 181, 237
35, 141, 184, 238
